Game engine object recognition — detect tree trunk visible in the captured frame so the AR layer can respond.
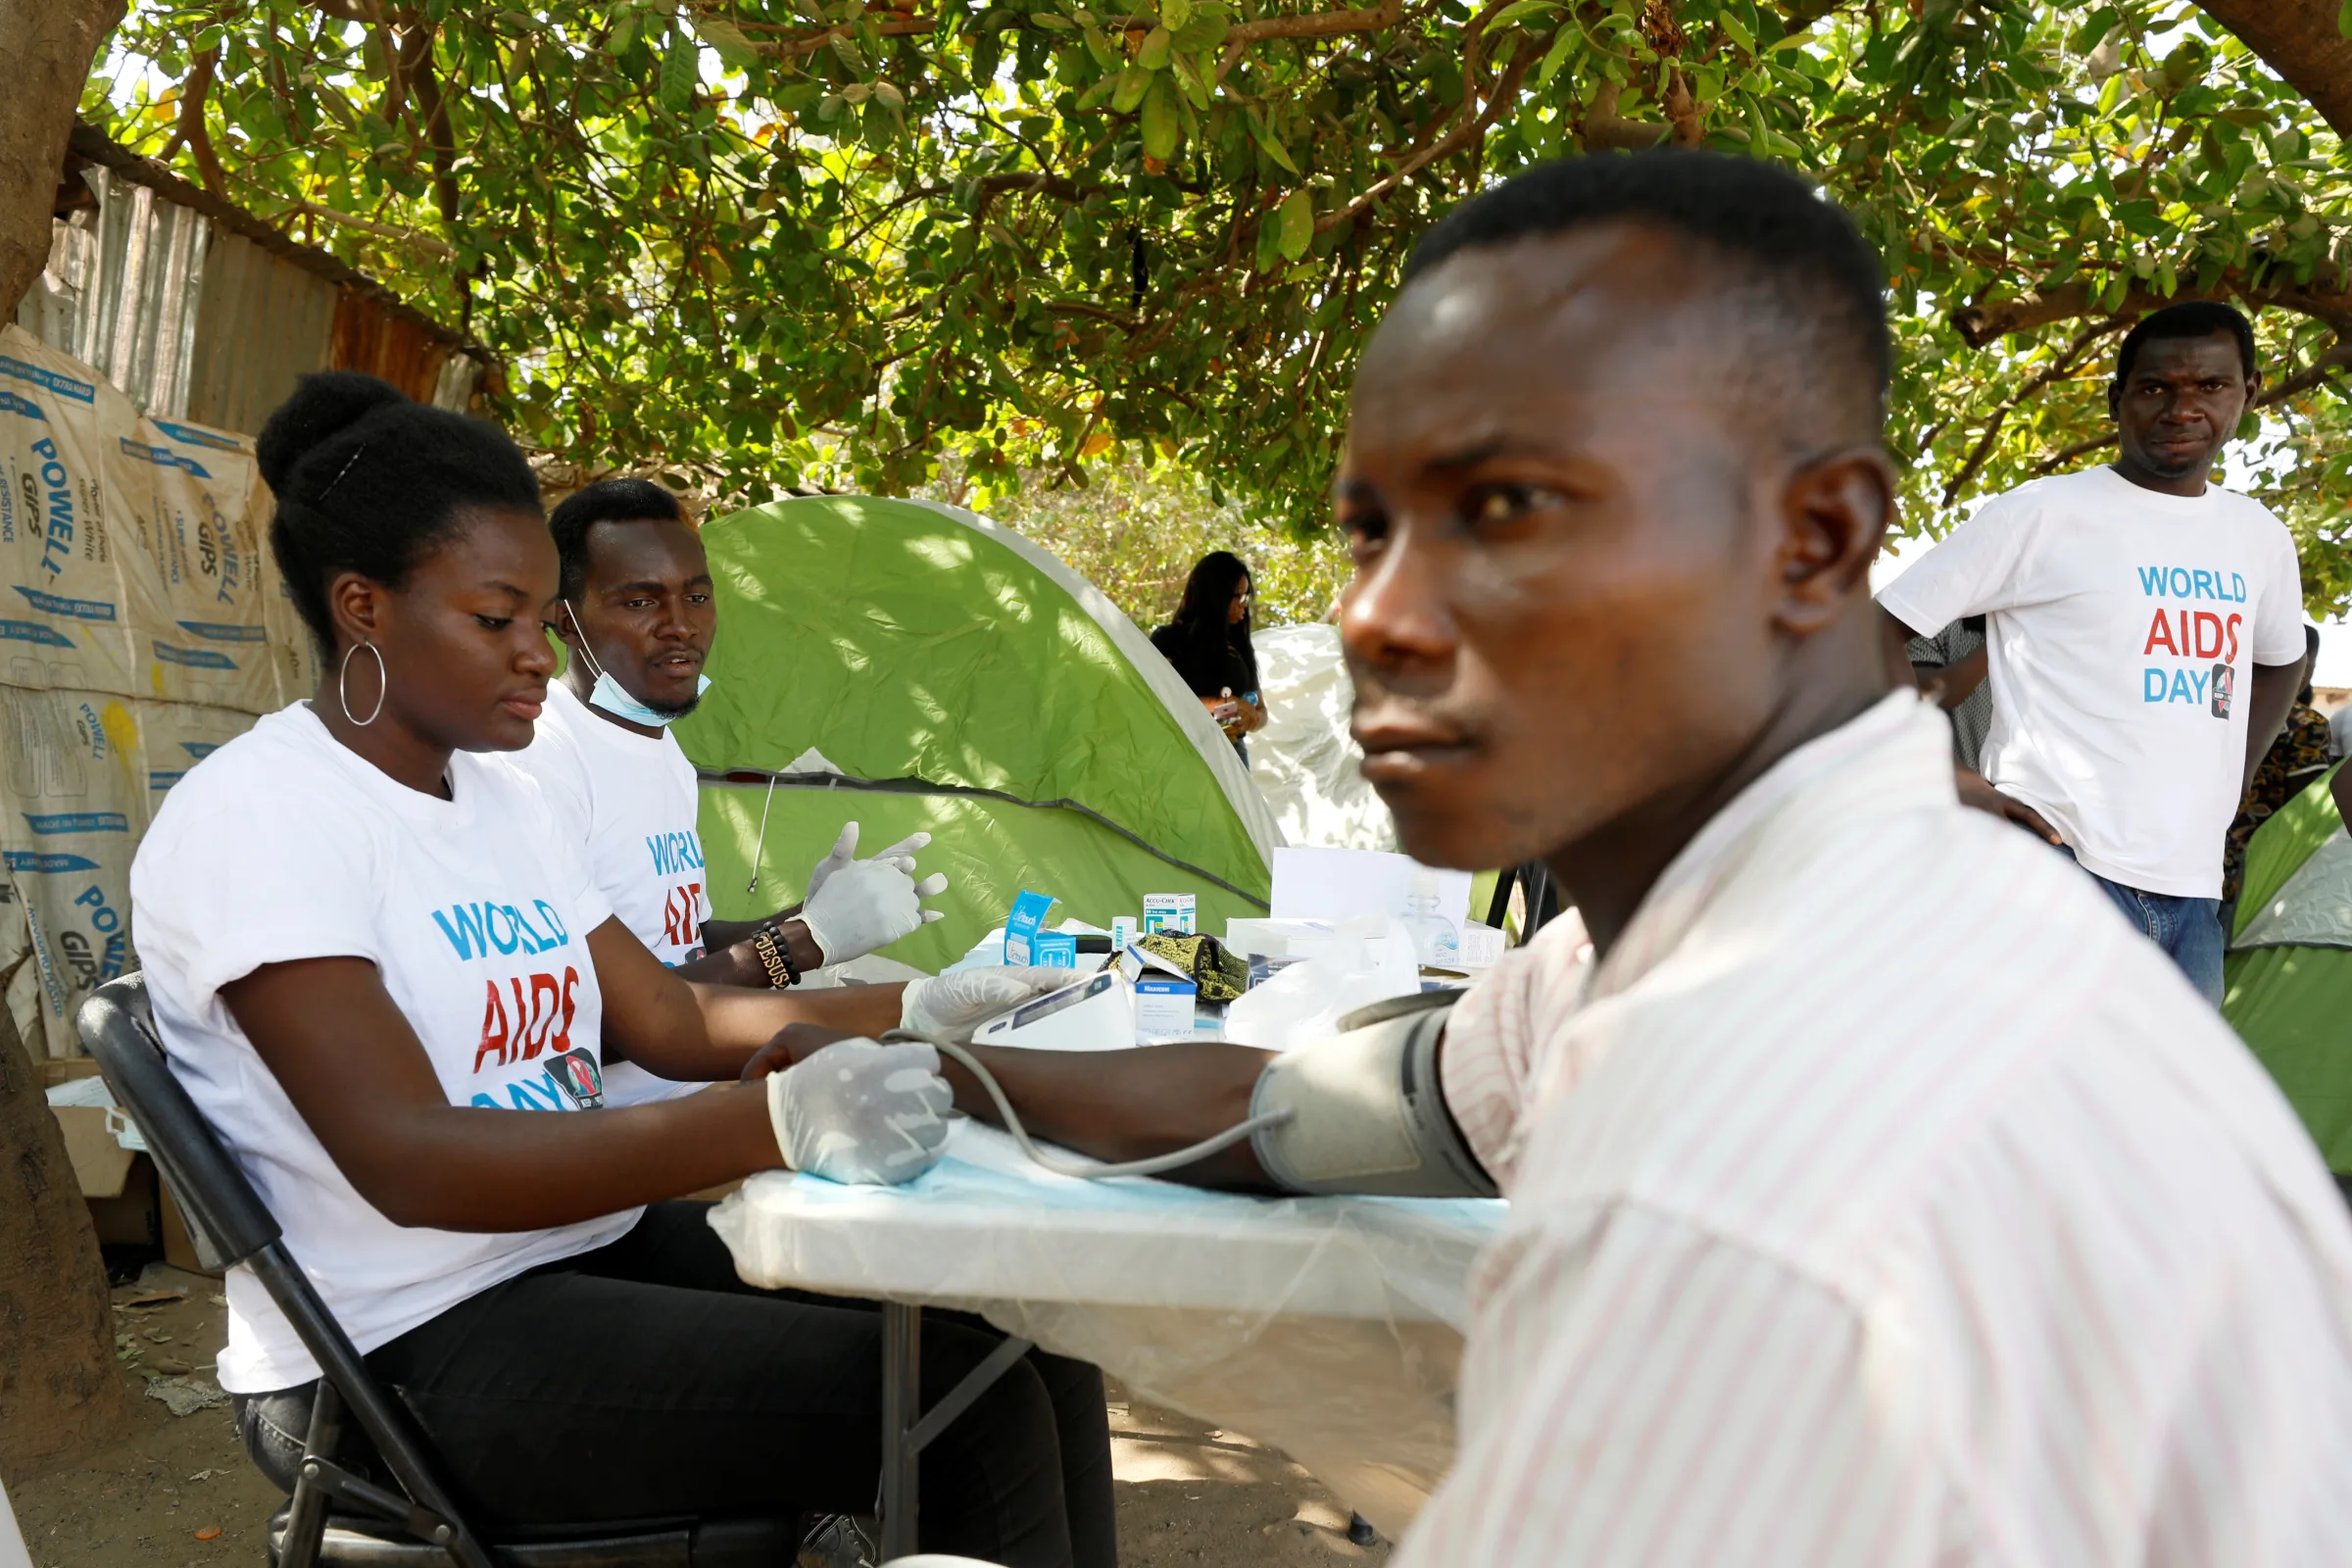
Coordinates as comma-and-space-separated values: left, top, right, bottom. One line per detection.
0, 0, 124, 320
0, 961, 127, 1482
2195, 1, 2352, 143
0, 0, 136, 1485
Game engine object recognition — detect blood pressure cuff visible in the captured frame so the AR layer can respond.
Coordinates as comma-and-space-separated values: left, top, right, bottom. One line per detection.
1248, 993, 1498, 1199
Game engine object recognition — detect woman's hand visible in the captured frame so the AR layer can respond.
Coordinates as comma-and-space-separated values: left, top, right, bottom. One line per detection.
900, 967, 1073, 1042
766, 1038, 956, 1185
739, 1021, 857, 1081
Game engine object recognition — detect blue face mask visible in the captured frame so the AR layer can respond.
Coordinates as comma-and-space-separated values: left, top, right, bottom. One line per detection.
564, 601, 710, 729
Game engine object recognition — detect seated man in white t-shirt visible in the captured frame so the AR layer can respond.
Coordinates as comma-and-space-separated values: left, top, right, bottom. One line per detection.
1878, 302, 2305, 1002
511, 478, 950, 1106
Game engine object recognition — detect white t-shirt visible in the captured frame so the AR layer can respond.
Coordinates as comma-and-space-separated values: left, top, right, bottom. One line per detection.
1879, 466, 2303, 898
509, 679, 710, 1106
129, 704, 639, 1393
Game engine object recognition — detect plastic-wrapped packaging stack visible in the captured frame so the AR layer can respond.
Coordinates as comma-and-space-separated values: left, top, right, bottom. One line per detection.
0, 325, 305, 1057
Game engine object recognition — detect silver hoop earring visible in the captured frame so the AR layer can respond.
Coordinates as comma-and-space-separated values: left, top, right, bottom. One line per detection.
338, 641, 387, 727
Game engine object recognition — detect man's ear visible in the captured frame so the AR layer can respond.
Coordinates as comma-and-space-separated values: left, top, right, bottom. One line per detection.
551, 599, 582, 646
1773, 446, 1894, 637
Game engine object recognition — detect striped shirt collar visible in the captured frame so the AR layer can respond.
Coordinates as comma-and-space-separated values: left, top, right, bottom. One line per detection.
1593, 690, 1948, 1002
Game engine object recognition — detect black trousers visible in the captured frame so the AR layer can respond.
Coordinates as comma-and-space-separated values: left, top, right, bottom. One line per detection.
236, 1202, 1115, 1568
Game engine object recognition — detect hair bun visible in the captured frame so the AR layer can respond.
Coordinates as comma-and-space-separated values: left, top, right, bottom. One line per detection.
256, 371, 408, 493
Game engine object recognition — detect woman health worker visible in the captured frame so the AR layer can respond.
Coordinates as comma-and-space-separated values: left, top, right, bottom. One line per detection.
127, 374, 1112, 1567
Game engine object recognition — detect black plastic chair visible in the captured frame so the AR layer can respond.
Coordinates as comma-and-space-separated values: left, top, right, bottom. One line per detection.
76, 973, 800, 1567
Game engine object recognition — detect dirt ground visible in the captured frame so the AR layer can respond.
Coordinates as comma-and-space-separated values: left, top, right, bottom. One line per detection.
10, 1265, 1392, 1567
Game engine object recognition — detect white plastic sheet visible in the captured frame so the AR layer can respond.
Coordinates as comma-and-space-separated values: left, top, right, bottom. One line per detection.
710, 1119, 1502, 1534
1249, 624, 1396, 852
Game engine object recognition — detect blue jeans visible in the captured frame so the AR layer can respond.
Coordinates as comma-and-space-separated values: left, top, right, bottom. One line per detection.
2079, 865, 2226, 1004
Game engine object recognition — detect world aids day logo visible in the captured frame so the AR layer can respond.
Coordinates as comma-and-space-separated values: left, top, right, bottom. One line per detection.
2137, 564, 2242, 718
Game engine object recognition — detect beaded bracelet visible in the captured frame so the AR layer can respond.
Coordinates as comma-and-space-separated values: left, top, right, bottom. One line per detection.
751, 925, 800, 989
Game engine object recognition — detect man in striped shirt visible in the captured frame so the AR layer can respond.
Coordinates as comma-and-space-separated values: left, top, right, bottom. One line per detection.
828, 151, 2352, 1563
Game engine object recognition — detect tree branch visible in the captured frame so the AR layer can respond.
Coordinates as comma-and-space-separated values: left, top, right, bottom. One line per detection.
2032, 430, 2115, 477
2191, 0, 2352, 143
1954, 272, 2352, 347
760, 15, 935, 58
403, 23, 461, 234
161, 46, 227, 196
971, 170, 1096, 224
1049, 299, 1140, 330
1582, 80, 1669, 151
2256, 338, 2352, 408
289, 197, 455, 257
1939, 318, 2126, 506
1219, 0, 1403, 80
1317, 19, 1538, 234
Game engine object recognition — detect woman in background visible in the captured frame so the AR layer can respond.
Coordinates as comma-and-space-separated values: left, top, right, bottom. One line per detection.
1151, 551, 1268, 763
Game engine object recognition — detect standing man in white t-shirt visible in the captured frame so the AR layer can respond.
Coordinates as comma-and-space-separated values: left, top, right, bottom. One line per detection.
513, 478, 948, 1105
1879, 302, 2304, 1002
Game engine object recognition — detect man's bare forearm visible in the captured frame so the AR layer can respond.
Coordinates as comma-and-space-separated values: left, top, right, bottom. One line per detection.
2242, 661, 2303, 794
942, 1041, 1279, 1191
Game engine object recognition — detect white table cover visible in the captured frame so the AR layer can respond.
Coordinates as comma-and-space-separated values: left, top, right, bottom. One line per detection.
710, 1120, 1503, 1531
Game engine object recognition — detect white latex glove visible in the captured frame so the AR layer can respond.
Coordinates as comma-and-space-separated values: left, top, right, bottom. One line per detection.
804, 821, 935, 902
766, 1038, 953, 1185
899, 966, 1074, 1043
798, 858, 948, 964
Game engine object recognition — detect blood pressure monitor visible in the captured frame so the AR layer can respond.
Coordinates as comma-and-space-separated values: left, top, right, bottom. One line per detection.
967, 969, 1137, 1053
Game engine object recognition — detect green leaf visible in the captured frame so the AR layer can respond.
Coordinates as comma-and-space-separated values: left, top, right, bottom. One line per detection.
659, 30, 697, 114
1249, 108, 1299, 174
1084, 24, 1118, 69
1173, 5, 1230, 48
1253, 201, 1285, 270
1172, 50, 1210, 109
691, 15, 760, 72
1536, 26, 1579, 85
1162, 0, 1194, 31
1276, 188, 1313, 261
1111, 62, 1151, 113
1491, 0, 1558, 25
1141, 74, 1181, 162
1137, 25, 1172, 71
1078, 71, 1121, 109
1029, 12, 1074, 29
2341, 0, 2352, 40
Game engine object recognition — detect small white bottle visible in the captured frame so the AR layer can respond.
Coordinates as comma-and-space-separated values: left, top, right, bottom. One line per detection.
1400, 869, 1460, 968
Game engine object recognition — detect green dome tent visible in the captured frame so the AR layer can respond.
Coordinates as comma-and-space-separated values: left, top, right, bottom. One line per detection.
2222, 761, 2352, 1187
673, 495, 1279, 973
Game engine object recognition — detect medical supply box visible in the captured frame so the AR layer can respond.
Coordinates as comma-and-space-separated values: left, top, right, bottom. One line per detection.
1117, 943, 1199, 1044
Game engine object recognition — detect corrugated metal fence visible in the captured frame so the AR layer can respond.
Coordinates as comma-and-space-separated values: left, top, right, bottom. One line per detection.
1, 132, 493, 1058
13, 149, 486, 436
